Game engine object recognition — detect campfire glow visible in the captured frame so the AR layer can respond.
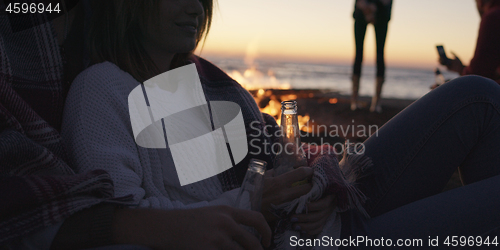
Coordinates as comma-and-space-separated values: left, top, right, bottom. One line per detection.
230, 69, 313, 132
257, 95, 311, 133
242, 83, 312, 132
329, 98, 338, 104
228, 67, 292, 90
229, 39, 312, 132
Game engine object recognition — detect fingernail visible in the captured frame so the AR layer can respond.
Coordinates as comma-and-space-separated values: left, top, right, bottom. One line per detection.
294, 225, 301, 231
290, 217, 298, 222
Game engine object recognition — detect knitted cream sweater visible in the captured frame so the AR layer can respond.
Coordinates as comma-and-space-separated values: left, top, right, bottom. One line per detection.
62, 61, 342, 249
61, 61, 261, 209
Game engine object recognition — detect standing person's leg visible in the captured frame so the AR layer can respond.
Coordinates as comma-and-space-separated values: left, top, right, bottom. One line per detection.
370, 22, 389, 113
352, 19, 368, 111
373, 22, 388, 79
357, 76, 500, 218
353, 19, 367, 78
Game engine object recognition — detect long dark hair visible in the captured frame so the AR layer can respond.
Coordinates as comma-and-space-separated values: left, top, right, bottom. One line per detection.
88, 0, 214, 82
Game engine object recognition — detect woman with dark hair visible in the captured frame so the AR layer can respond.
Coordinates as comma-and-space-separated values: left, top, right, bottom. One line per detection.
65, 0, 317, 214
63, 1, 324, 248
87, 0, 213, 82
62, 0, 500, 249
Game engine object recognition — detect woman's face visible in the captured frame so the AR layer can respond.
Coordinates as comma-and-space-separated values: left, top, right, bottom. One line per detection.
142, 0, 205, 55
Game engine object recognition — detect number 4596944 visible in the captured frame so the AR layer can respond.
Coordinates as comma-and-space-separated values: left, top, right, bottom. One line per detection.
5, 2, 61, 14
443, 236, 498, 247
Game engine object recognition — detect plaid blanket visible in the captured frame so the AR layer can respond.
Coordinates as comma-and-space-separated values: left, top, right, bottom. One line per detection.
255, 106, 372, 249
270, 142, 371, 249
273, 144, 371, 214
0, 12, 119, 244
271, 143, 372, 249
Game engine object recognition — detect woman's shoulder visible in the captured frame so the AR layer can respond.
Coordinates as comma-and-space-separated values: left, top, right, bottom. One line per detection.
190, 56, 242, 87
70, 61, 140, 99
75, 61, 138, 87
82, 61, 123, 74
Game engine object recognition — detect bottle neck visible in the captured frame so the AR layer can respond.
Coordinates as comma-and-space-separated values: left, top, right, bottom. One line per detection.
280, 101, 301, 143
248, 158, 266, 175
281, 100, 297, 114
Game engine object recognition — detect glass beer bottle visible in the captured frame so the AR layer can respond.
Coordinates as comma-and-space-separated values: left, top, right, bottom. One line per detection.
273, 100, 308, 177
233, 159, 267, 238
234, 158, 267, 212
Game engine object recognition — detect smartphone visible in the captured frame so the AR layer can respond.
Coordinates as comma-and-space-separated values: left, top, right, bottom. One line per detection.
436, 45, 449, 65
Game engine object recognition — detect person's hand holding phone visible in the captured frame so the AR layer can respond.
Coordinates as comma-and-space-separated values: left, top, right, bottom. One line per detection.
437, 45, 449, 65
437, 45, 465, 74
446, 52, 465, 74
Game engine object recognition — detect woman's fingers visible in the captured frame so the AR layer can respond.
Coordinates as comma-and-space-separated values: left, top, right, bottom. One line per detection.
264, 169, 275, 178
281, 182, 312, 202
116, 206, 270, 250
292, 201, 334, 224
275, 167, 313, 201
220, 240, 246, 250
292, 210, 332, 235
290, 195, 336, 235
261, 167, 313, 220
292, 209, 329, 223
277, 167, 313, 187
296, 217, 328, 236
231, 209, 272, 248
230, 228, 264, 250
306, 195, 335, 211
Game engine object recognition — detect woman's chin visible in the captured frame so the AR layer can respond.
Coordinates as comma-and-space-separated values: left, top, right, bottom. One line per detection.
171, 43, 196, 55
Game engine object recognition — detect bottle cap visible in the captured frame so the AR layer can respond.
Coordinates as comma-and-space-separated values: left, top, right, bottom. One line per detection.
248, 158, 267, 174
281, 100, 297, 110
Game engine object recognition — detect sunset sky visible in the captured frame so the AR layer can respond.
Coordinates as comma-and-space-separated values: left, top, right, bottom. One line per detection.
196, 0, 481, 69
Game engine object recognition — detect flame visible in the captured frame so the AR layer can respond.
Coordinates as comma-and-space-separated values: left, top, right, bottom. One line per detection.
280, 94, 297, 101
329, 98, 338, 104
227, 37, 291, 90
255, 95, 311, 133
261, 98, 281, 118
229, 38, 311, 132
229, 67, 292, 90
244, 36, 260, 66
298, 114, 312, 133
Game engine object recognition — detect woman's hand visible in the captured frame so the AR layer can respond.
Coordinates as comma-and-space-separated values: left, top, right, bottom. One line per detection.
112, 205, 271, 250
445, 52, 465, 74
261, 167, 313, 222
290, 195, 336, 235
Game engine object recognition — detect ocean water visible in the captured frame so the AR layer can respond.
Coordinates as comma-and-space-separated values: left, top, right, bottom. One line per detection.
206, 57, 460, 100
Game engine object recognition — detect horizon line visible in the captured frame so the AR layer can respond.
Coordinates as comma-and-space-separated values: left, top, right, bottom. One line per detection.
197, 53, 441, 71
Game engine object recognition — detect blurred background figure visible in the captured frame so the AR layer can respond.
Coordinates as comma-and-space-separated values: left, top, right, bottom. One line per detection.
441, 0, 500, 84
430, 67, 447, 90
351, 0, 393, 112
